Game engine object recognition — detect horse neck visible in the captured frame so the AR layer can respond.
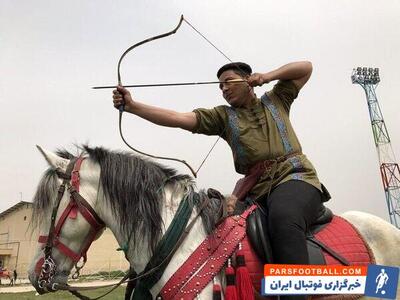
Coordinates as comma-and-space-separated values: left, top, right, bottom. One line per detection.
97, 179, 209, 285
150, 184, 209, 296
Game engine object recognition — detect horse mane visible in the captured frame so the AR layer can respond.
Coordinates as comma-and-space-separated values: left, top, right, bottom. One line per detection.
32, 145, 221, 254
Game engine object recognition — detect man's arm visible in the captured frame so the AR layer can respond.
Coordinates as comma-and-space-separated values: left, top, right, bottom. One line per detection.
248, 61, 313, 91
113, 86, 197, 132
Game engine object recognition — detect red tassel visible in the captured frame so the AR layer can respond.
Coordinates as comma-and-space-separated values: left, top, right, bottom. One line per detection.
225, 259, 238, 300
236, 244, 254, 300
213, 278, 222, 300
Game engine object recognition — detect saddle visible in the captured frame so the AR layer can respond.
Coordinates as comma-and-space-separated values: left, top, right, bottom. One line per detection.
245, 203, 336, 265
208, 186, 350, 266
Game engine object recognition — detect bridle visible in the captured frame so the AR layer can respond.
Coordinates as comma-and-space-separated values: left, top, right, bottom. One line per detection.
35, 157, 105, 292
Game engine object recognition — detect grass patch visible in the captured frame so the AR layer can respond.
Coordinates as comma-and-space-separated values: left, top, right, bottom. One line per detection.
0, 286, 126, 300
77, 270, 126, 281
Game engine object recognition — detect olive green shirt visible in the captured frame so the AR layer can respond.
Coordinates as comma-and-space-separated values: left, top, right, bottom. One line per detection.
191, 80, 322, 200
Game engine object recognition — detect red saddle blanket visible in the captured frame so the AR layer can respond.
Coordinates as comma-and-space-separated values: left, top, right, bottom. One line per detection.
242, 216, 374, 297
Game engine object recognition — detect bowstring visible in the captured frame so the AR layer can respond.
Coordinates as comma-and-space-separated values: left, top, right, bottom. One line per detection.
183, 18, 233, 63
182, 17, 249, 175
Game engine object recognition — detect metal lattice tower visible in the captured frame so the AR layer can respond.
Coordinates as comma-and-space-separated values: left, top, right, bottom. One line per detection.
352, 67, 400, 228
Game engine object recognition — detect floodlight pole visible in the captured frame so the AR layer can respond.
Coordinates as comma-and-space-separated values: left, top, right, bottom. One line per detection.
352, 67, 400, 228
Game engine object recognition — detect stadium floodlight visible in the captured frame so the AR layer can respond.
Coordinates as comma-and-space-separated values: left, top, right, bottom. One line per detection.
351, 66, 380, 85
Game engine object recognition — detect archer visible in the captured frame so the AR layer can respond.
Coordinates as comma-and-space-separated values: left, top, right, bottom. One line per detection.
112, 61, 330, 300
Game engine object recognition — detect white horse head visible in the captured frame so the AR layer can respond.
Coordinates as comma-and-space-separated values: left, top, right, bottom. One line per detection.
28, 146, 106, 293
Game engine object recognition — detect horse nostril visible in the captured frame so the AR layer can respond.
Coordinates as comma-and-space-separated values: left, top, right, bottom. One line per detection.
28, 273, 47, 295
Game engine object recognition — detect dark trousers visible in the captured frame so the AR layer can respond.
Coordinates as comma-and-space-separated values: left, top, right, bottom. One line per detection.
260, 180, 322, 300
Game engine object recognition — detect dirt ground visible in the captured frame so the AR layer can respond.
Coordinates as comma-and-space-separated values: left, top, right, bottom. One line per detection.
0, 279, 122, 293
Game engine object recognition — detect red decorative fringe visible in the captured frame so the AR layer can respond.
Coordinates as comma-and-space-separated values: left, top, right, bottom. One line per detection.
225, 264, 238, 300
236, 248, 254, 300
213, 281, 222, 300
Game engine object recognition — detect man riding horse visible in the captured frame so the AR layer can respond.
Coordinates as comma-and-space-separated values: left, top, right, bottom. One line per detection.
113, 61, 330, 300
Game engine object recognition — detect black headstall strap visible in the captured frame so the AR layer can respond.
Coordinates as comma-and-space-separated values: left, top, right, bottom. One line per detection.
45, 159, 77, 259
37, 158, 77, 291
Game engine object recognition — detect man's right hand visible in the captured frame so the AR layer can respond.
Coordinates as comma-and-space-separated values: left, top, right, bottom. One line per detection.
112, 86, 135, 113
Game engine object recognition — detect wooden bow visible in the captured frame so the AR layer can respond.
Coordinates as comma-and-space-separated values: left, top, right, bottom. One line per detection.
112, 15, 244, 177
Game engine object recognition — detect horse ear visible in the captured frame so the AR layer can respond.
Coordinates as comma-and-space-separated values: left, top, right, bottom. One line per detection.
36, 145, 70, 172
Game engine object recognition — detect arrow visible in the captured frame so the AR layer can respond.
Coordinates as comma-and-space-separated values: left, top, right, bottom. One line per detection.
92, 79, 247, 89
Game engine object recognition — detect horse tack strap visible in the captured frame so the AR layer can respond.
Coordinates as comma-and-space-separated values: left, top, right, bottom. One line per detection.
70, 157, 104, 229
38, 201, 82, 263
38, 235, 82, 262
159, 216, 241, 299
69, 157, 84, 219
71, 157, 84, 192
38, 199, 105, 263
69, 188, 105, 231
159, 205, 257, 300
54, 201, 77, 239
